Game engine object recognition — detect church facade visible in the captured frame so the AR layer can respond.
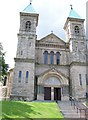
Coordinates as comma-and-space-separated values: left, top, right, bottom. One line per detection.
10, 3, 87, 101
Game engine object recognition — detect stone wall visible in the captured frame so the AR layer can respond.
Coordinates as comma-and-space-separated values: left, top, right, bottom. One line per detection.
35, 47, 69, 65
70, 64, 86, 99
35, 64, 69, 77
11, 62, 35, 101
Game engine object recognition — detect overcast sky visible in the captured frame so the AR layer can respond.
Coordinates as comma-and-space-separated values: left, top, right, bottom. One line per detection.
0, 0, 87, 69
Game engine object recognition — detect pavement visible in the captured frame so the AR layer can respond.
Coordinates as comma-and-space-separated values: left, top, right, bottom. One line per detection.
58, 101, 81, 118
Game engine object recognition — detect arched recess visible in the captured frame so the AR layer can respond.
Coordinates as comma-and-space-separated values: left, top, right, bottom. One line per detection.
37, 68, 69, 87
43, 76, 61, 87
37, 68, 69, 101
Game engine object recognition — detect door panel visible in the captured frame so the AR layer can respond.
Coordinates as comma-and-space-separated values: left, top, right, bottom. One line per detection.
54, 88, 61, 100
44, 87, 51, 100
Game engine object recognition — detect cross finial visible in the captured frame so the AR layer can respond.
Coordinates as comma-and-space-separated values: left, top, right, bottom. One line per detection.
70, 4, 73, 10
30, 0, 32, 4
51, 30, 53, 33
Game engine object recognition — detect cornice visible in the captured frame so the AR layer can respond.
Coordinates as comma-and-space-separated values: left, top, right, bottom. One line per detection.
36, 43, 69, 49
14, 58, 35, 63
70, 62, 87, 67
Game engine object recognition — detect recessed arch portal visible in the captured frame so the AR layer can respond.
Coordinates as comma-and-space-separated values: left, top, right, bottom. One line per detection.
38, 69, 69, 86
43, 76, 61, 87
37, 68, 69, 101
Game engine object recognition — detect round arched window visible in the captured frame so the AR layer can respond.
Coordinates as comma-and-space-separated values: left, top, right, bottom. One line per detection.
25, 21, 31, 31
44, 51, 48, 64
74, 26, 80, 34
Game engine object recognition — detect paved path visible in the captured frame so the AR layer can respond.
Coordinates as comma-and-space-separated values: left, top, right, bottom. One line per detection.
58, 101, 81, 118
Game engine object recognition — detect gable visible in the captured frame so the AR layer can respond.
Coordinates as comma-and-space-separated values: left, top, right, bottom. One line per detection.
37, 33, 66, 45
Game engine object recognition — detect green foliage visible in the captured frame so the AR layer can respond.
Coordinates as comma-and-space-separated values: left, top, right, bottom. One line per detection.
86, 102, 88, 106
0, 43, 9, 81
1, 101, 63, 118
1, 53, 9, 76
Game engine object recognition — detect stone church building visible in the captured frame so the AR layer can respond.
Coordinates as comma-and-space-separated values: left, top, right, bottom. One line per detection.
10, 2, 87, 101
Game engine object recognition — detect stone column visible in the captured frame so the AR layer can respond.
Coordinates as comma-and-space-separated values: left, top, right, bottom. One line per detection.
54, 54, 56, 64
48, 54, 50, 64
51, 87, 54, 100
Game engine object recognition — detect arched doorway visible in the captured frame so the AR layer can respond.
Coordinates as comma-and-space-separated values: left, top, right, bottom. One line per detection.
37, 68, 69, 101
44, 87, 61, 100
43, 77, 61, 100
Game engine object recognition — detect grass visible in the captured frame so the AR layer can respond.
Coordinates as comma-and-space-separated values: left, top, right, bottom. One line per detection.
0, 100, 63, 119
86, 102, 88, 106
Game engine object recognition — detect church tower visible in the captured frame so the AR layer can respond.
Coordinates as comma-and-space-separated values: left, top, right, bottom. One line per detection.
64, 6, 86, 99
11, 2, 39, 101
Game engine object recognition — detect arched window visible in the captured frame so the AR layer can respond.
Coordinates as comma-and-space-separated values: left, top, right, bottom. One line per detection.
25, 21, 31, 31
44, 51, 48, 64
3, 77, 7, 86
18, 71, 22, 82
86, 74, 88, 85
21, 50, 23, 55
56, 52, 60, 65
79, 74, 82, 85
74, 26, 79, 34
50, 51, 54, 64
26, 71, 29, 83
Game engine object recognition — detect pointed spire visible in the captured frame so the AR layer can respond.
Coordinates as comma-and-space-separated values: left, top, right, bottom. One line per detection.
69, 5, 82, 19
23, 0, 36, 13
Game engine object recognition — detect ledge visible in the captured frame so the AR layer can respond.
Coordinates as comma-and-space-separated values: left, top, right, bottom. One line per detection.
14, 58, 35, 63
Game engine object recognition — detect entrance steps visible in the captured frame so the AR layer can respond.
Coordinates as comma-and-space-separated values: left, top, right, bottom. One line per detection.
58, 101, 82, 118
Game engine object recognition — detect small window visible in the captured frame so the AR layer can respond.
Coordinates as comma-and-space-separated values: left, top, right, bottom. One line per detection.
21, 50, 23, 55
44, 51, 48, 64
56, 52, 60, 65
3, 77, 7, 86
18, 71, 22, 82
74, 26, 80, 34
79, 74, 82, 85
26, 71, 29, 83
86, 74, 88, 85
50, 51, 54, 64
25, 21, 31, 31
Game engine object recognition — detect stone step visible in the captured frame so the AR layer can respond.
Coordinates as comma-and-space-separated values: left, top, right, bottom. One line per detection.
58, 101, 82, 118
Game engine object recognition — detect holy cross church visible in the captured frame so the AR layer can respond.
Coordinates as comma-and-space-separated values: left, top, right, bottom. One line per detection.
10, 2, 87, 101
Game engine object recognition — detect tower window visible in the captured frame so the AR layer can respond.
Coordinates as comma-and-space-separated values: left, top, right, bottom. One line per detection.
26, 71, 29, 83
74, 26, 80, 34
50, 51, 54, 64
56, 52, 60, 65
44, 51, 48, 64
25, 21, 31, 31
86, 74, 88, 85
21, 50, 23, 55
79, 74, 82, 85
18, 71, 22, 82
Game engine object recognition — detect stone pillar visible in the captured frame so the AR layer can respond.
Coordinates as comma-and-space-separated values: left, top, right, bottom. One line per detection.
51, 87, 54, 100
54, 54, 56, 64
48, 54, 50, 64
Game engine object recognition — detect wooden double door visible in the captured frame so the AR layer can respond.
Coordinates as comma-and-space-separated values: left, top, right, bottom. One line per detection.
44, 87, 61, 100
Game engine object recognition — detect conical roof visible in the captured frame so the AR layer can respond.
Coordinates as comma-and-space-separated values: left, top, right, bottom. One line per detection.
23, 3, 36, 13
69, 7, 82, 19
